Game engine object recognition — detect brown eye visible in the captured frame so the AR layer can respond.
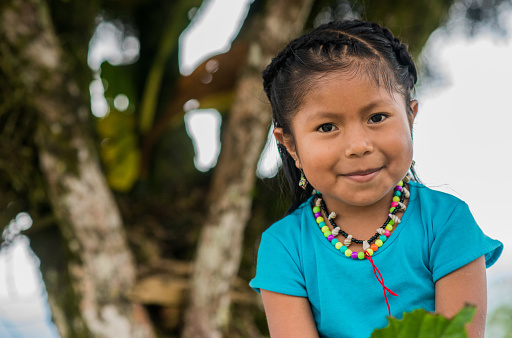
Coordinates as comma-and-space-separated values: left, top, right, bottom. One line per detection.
317, 123, 337, 132
369, 113, 387, 124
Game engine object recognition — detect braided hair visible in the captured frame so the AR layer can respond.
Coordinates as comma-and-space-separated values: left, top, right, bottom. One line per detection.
263, 20, 418, 214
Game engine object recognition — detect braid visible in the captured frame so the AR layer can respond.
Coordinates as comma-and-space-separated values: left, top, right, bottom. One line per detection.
263, 19, 419, 215
369, 22, 417, 88
263, 34, 322, 102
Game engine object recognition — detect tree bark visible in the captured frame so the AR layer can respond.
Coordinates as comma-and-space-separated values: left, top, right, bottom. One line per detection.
181, 0, 315, 337
0, 1, 154, 337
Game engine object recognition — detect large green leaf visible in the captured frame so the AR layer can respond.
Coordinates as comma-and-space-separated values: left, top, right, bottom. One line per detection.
371, 306, 476, 338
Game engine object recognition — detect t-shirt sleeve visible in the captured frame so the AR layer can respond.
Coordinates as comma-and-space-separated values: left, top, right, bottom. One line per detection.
249, 230, 307, 297
430, 200, 503, 283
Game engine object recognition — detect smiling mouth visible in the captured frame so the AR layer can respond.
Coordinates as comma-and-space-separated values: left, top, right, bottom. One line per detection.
342, 167, 383, 176
341, 167, 383, 183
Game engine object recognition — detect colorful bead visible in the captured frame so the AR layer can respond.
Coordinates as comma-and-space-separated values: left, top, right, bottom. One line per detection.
311, 176, 409, 260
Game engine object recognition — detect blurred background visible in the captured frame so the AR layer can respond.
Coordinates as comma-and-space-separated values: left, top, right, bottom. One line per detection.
0, 0, 511, 337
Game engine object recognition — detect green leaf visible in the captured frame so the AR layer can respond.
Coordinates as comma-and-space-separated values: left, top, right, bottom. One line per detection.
371, 306, 476, 338
96, 110, 140, 192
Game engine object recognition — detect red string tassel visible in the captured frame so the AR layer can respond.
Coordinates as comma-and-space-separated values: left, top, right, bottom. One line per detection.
365, 251, 398, 316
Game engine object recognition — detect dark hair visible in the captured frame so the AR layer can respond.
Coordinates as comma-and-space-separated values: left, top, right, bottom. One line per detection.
262, 20, 419, 214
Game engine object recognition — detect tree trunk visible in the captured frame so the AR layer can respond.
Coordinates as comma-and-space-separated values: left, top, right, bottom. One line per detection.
0, 1, 154, 337
181, 1, 315, 337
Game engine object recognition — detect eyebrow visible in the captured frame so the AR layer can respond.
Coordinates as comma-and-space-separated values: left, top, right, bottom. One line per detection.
307, 99, 393, 119
307, 111, 341, 120
358, 99, 391, 113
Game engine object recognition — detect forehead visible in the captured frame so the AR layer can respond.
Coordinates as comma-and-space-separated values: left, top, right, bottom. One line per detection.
299, 70, 405, 113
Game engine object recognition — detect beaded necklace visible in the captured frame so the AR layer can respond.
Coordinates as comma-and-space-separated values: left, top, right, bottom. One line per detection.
312, 178, 410, 260
310, 176, 411, 316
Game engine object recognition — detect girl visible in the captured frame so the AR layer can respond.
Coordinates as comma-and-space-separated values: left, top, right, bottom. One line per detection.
249, 20, 503, 338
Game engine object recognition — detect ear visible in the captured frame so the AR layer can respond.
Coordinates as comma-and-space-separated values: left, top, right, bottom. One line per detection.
408, 100, 419, 127
273, 127, 301, 169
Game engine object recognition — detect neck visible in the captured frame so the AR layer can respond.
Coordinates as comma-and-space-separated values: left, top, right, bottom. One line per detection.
320, 189, 396, 238
323, 190, 394, 220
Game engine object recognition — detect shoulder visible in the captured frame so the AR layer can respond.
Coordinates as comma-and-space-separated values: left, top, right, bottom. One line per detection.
407, 181, 478, 246
258, 197, 314, 260
409, 181, 470, 220
251, 198, 313, 296
408, 181, 502, 279
408, 181, 476, 233
410, 181, 465, 206
263, 197, 313, 237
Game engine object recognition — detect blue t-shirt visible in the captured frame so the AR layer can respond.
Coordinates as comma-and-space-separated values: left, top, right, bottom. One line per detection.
250, 182, 503, 338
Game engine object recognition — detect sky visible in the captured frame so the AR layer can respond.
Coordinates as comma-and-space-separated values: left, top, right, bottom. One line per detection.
1, 0, 511, 336
414, 11, 512, 273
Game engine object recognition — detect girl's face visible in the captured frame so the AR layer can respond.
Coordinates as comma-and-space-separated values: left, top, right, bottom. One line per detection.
275, 71, 418, 212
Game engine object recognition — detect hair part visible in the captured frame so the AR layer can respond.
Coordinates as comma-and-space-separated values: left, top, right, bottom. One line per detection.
263, 20, 418, 215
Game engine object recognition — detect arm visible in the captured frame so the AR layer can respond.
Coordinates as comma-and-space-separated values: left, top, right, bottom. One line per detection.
435, 256, 487, 338
261, 289, 319, 338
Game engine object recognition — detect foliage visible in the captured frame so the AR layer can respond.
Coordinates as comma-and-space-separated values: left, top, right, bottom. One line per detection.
371, 306, 476, 338
488, 304, 512, 337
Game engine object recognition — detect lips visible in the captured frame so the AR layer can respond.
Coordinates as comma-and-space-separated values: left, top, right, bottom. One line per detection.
342, 167, 382, 182
343, 167, 382, 176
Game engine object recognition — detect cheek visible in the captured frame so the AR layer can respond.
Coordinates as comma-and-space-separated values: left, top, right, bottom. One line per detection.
296, 140, 333, 175
384, 126, 414, 161
397, 132, 414, 162
300, 145, 324, 166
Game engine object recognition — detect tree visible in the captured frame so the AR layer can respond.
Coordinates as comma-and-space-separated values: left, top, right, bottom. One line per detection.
0, 0, 154, 336
180, 1, 315, 337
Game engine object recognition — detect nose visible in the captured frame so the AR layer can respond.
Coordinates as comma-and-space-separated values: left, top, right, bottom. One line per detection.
344, 125, 373, 157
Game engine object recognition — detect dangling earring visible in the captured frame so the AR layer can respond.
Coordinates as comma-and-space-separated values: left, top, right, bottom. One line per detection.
408, 160, 417, 181
410, 160, 416, 171
299, 170, 308, 190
